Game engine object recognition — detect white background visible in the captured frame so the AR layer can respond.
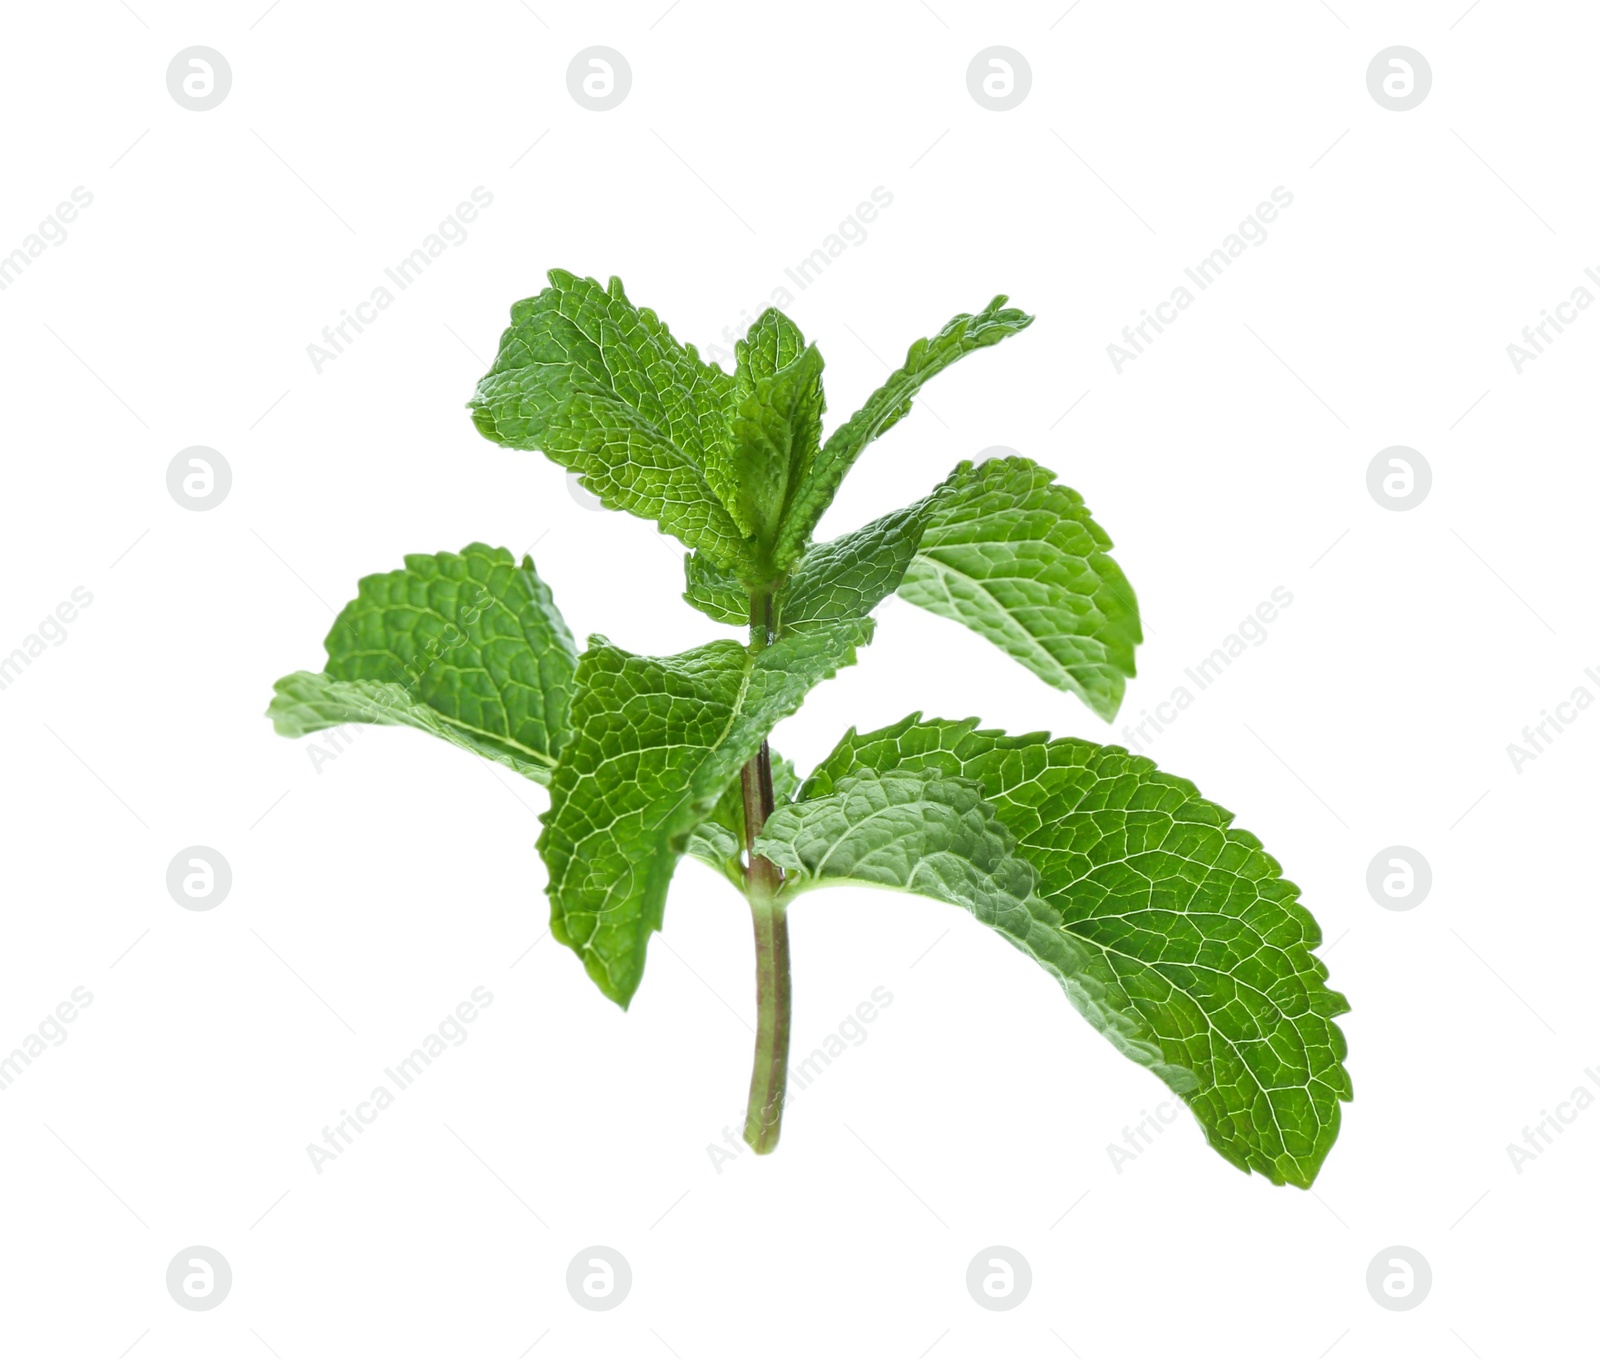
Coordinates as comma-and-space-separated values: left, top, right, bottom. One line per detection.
1, 2, 1595, 1355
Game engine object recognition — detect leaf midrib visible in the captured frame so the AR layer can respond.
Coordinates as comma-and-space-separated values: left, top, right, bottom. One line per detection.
422, 703, 558, 768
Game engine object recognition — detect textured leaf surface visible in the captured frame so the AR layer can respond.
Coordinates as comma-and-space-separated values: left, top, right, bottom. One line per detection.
682, 550, 750, 627
269, 673, 558, 782
737, 307, 808, 378
724, 335, 825, 552
267, 544, 576, 782
540, 622, 870, 1005
696, 461, 951, 633
798, 715, 1351, 1187
772, 296, 1032, 565
898, 457, 1140, 721
756, 769, 1082, 985
468, 271, 753, 572
778, 493, 942, 635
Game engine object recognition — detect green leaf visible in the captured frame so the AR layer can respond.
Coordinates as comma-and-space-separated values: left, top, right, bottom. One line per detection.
774, 456, 1138, 727
797, 715, 1351, 1188
269, 673, 558, 782
772, 295, 1033, 566
756, 769, 1079, 982
468, 271, 754, 573
726, 341, 825, 555
698, 308, 826, 560
266, 544, 577, 783
692, 453, 947, 633
682, 550, 750, 627
737, 307, 809, 378
777, 488, 945, 636
898, 457, 1140, 721
539, 621, 870, 1006
678, 312, 825, 621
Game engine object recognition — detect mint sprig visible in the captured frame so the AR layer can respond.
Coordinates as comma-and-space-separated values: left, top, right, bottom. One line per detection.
269, 270, 1350, 1185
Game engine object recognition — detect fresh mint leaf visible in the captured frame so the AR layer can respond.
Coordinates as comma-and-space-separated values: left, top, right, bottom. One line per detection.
682, 550, 751, 627
726, 341, 825, 557
898, 456, 1141, 721
269, 672, 559, 782
737, 307, 809, 377
696, 307, 826, 563
797, 715, 1351, 1188
267, 544, 576, 782
777, 489, 945, 635
275, 274, 1347, 1178
771, 295, 1033, 567
697, 459, 952, 633
539, 620, 869, 1006
756, 768, 1076, 969
776, 455, 1138, 725
469, 270, 755, 573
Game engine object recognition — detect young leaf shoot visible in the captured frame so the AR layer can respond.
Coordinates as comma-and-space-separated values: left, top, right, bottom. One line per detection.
269, 271, 1350, 1187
